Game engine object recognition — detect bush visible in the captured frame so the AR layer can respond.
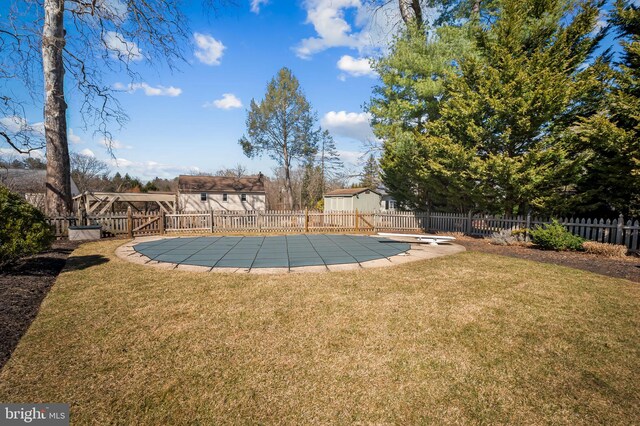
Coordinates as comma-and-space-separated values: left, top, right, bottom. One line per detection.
529, 219, 584, 251
490, 229, 527, 246
582, 241, 628, 258
0, 185, 55, 265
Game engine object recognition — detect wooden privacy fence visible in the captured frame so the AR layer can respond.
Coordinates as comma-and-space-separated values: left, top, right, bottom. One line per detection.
46, 210, 640, 251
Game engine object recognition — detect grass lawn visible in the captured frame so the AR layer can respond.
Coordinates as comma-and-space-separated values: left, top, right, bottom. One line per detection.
1, 240, 639, 424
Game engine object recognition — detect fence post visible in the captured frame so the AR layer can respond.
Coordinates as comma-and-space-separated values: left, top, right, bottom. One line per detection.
355, 209, 360, 232
210, 211, 215, 233
525, 213, 532, 241
466, 211, 473, 235
159, 210, 165, 235
304, 208, 309, 232
616, 214, 624, 245
257, 211, 262, 232
127, 206, 133, 239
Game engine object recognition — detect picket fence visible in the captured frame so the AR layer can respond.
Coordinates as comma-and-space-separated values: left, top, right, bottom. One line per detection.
47, 210, 640, 251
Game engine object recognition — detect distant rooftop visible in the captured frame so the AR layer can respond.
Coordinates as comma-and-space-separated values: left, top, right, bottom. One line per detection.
178, 175, 265, 193
324, 187, 380, 197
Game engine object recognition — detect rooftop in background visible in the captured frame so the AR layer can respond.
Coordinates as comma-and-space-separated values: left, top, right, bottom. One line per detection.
178, 174, 265, 193
0, 168, 79, 195
324, 187, 380, 197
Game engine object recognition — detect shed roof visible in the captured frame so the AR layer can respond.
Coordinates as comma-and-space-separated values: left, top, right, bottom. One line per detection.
324, 187, 380, 197
178, 175, 265, 193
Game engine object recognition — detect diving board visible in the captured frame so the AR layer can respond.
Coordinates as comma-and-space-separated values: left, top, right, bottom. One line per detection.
377, 232, 456, 246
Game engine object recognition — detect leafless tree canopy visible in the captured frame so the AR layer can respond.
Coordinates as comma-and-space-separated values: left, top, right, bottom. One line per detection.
0, 0, 200, 152
1, 0, 231, 214
70, 151, 110, 192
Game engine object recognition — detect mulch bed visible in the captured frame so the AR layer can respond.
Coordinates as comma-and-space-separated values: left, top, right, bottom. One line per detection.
0, 240, 80, 370
456, 236, 640, 283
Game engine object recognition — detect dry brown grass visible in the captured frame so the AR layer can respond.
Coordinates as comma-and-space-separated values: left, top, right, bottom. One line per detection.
0, 240, 639, 424
582, 241, 629, 258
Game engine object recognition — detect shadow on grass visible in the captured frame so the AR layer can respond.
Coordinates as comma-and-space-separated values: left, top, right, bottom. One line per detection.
63, 255, 109, 272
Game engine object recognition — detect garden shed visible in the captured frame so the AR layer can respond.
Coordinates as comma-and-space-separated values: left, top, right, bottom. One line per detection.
323, 188, 382, 212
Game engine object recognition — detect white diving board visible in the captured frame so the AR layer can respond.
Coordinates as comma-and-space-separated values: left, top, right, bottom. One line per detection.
377, 232, 456, 246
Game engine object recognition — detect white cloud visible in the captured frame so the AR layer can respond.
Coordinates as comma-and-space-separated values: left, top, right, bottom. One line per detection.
100, 0, 128, 21
591, 10, 608, 36
337, 149, 364, 165
294, 0, 402, 58
0, 116, 44, 136
251, 0, 268, 13
107, 157, 197, 180
99, 138, 132, 150
103, 31, 143, 61
295, 0, 364, 58
68, 128, 82, 144
337, 55, 375, 77
0, 147, 45, 159
194, 33, 225, 65
80, 148, 95, 157
114, 82, 182, 97
203, 93, 243, 110
321, 111, 376, 142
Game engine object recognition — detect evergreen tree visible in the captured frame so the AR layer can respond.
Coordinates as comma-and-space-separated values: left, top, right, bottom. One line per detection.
360, 154, 380, 188
316, 129, 343, 195
435, 0, 603, 215
376, 0, 604, 214
369, 23, 476, 210
300, 164, 323, 208
570, 0, 640, 217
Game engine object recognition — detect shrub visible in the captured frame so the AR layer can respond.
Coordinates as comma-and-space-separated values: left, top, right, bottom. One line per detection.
529, 219, 584, 251
490, 229, 527, 246
582, 241, 628, 258
0, 185, 55, 265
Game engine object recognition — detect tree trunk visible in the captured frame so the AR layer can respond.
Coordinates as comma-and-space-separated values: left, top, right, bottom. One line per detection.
43, 0, 71, 216
398, 0, 424, 28
284, 163, 294, 210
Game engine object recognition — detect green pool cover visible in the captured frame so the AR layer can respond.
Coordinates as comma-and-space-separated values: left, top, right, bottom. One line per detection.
133, 234, 410, 269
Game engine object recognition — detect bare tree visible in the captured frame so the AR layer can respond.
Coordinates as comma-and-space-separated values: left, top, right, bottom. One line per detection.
1, 0, 227, 215
70, 151, 110, 192
214, 164, 248, 178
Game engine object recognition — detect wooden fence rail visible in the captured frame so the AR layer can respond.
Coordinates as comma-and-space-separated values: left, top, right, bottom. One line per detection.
46, 210, 640, 251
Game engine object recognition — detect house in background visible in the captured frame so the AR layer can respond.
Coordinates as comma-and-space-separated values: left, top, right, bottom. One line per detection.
178, 174, 266, 211
0, 168, 80, 211
323, 188, 382, 212
376, 185, 397, 211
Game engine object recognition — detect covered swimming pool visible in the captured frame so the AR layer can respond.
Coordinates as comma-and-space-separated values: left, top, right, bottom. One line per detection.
133, 234, 411, 270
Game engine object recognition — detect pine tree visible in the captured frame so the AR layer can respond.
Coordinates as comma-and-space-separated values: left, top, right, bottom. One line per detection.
369, 23, 476, 210
379, 0, 603, 214
317, 129, 343, 195
570, 0, 640, 217
360, 154, 380, 189
300, 164, 323, 208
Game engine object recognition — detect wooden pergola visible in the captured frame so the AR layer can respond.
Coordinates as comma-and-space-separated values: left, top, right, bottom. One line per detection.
74, 191, 177, 215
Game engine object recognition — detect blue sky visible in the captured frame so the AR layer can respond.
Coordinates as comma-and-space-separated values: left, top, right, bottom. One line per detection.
59, 0, 395, 181
1, 0, 629, 181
